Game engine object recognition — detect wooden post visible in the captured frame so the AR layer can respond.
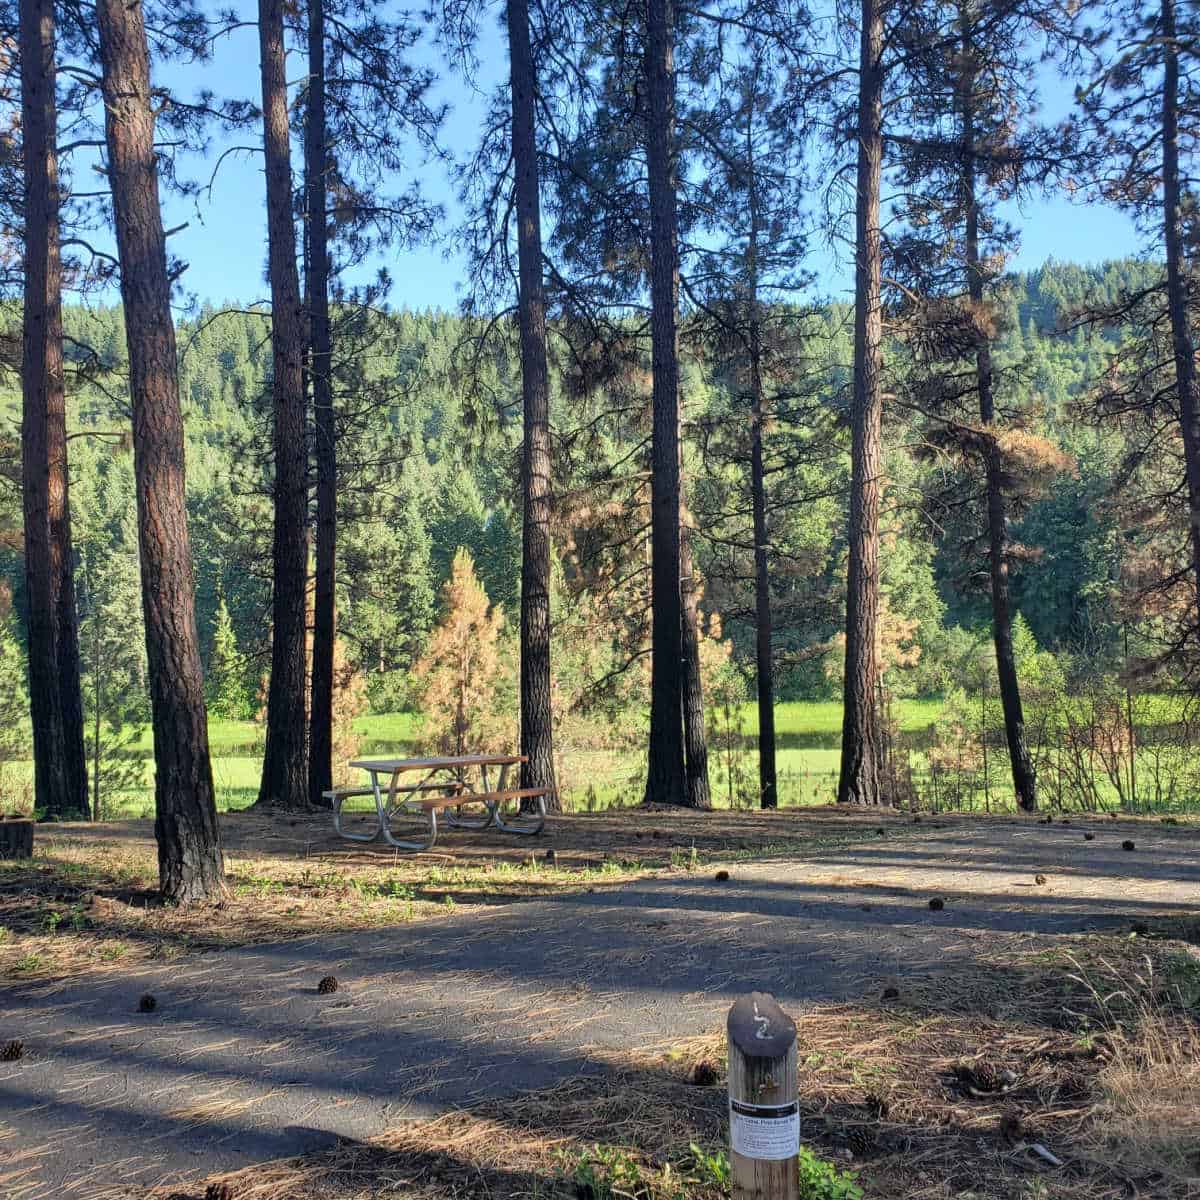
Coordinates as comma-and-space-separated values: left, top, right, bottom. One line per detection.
0, 818, 33, 859
727, 991, 799, 1200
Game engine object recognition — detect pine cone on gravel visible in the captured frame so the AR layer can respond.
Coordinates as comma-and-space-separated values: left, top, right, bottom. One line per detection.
317, 975, 338, 995
138, 993, 157, 1013
205, 1183, 236, 1200
0, 1040, 22, 1062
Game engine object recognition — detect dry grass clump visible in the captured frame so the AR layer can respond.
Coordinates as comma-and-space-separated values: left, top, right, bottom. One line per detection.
1069, 952, 1200, 1193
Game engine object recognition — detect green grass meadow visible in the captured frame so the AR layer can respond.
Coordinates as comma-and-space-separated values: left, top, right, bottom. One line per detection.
54, 700, 943, 819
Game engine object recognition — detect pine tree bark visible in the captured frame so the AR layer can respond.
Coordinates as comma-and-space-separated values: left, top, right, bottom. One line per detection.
1161, 0, 1200, 625
744, 113, 776, 810
29, 0, 87, 816
838, 0, 884, 806
257, 0, 310, 810
306, 0, 336, 810
960, 14, 1037, 812
507, 0, 558, 808
96, 0, 224, 901
20, 0, 74, 818
643, 0, 688, 806
749, 320, 776, 809
680, 516, 711, 807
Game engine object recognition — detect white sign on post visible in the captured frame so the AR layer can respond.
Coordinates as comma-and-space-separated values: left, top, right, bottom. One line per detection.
729, 1099, 801, 1161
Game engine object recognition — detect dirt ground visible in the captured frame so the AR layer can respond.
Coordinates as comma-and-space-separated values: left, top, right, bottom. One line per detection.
2, 807, 1197, 1200
1, 804, 926, 981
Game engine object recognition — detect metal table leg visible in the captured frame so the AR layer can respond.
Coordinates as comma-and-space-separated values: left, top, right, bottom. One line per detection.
332, 780, 384, 842
379, 768, 439, 851
443, 763, 497, 831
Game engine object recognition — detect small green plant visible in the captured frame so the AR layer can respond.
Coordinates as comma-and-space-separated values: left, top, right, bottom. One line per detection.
685, 1142, 730, 1188
557, 1144, 649, 1200
797, 1146, 863, 1200
13, 953, 43, 973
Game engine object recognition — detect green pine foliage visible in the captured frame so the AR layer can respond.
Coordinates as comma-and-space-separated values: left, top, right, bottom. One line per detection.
0, 260, 1179, 786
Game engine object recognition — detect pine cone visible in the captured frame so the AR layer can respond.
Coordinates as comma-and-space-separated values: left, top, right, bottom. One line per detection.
139, 993, 157, 1013
863, 1092, 890, 1121
0, 1040, 22, 1062
846, 1125, 876, 1156
929, 897, 945, 911
955, 1061, 1009, 1096
205, 1183, 236, 1200
999, 1110, 1024, 1144
317, 975, 338, 995
691, 1060, 720, 1087
1034, 874, 1047, 886
1122, 840, 1136, 851
1084, 832, 1095, 841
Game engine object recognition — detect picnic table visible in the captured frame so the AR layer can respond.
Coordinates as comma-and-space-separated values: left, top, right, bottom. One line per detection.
326, 753, 550, 851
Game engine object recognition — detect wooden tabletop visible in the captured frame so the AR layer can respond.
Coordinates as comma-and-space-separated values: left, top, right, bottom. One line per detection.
350, 754, 526, 774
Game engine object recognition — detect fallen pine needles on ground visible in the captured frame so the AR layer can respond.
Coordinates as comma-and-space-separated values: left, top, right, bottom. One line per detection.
141, 937, 1200, 1200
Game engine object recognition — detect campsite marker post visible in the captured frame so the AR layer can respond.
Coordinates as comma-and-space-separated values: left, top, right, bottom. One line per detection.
727, 992, 800, 1200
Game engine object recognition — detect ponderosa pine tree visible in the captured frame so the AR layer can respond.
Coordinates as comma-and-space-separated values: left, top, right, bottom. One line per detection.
306, 0, 335, 808
687, 32, 813, 809
96, 0, 223, 900
838, 0, 886, 805
643, 0, 690, 806
257, 0, 309, 810
888, 0, 1079, 810
505, 0, 558, 805
1074, 0, 1200, 660
19, 0, 88, 818
303, 0, 440, 807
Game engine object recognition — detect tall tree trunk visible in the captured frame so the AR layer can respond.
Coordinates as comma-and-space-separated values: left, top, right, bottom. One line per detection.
27, 0, 88, 817
1162, 0, 1200, 624
257, 0, 310, 810
306, 0, 336, 809
50, 417, 88, 817
838, 0, 884, 806
506, 0, 558, 808
960, 13, 1037, 812
680, 515, 711, 807
643, 0, 688, 806
96, 0, 224, 901
20, 0, 73, 818
743, 99, 775, 810
749, 319, 776, 809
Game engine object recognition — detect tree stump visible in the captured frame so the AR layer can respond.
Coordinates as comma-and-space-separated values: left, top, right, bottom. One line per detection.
727, 991, 799, 1200
0, 818, 33, 859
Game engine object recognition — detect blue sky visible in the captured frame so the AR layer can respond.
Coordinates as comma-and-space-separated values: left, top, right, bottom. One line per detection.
152, 6, 1145, 316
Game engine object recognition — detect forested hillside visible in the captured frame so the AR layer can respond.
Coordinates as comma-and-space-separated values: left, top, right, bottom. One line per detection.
0, 257, 1173, 814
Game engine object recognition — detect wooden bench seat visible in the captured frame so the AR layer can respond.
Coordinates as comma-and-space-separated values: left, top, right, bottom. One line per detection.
418, 787, 550, 812
323, 780, 464, 805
